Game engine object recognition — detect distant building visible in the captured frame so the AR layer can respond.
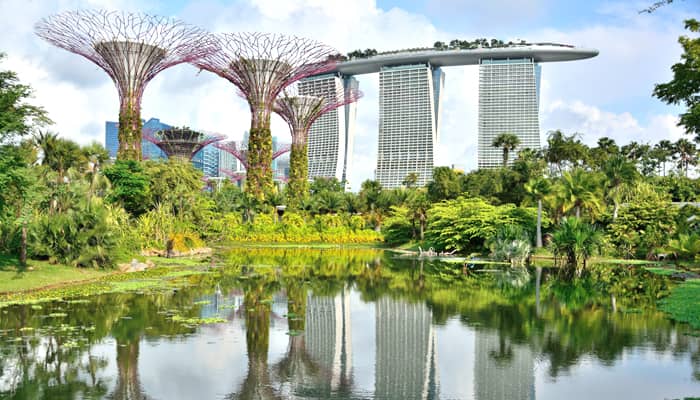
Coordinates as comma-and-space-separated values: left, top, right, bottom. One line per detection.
299, 74, 359, 184
376, 64, 444, 189
478, 58, 541, 168
105, 117, 222, 177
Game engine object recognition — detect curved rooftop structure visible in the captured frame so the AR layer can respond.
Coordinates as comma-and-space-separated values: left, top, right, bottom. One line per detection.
328, 44, 598, 76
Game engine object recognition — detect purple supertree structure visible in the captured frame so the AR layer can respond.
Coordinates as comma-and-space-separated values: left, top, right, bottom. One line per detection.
35, 10, 213, 161
274, 84, 362, 202
215, 140, 291, 170
194, 32, 338, 200
143, 127, 224, 161
219, 168, 246, 184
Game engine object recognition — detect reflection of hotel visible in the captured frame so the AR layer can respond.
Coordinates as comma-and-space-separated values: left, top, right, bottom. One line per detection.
474, 329, 535, 400
375, 297, 438, 399
305, 288, 353, 390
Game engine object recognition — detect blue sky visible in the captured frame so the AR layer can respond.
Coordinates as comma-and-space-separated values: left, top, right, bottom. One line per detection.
1, 0, 698, 189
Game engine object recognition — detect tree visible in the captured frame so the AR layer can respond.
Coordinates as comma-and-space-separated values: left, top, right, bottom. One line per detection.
556, 168, 603, 219
402, 172, 419, 189
654, 19, 700, 137
427, 166, 462, 202
103, 160, 150, 216
544, 130, 589, 173
525, 177, 551, 248
492, 132, 521, 167
673, 138, 697, 176
143, 158, 203, 218
602, 155, 639, 219
0, 53, 52, 143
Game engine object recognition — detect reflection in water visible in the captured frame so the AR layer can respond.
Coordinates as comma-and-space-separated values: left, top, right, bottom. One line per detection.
108, 339, 149, 400
1, 248, 700, 399
474, 330, 534, 400
305, 287, 353, 394
375, 297, 438, 400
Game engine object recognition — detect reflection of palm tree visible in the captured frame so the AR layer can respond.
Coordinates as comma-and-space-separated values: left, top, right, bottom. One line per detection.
108, 339, 149, 400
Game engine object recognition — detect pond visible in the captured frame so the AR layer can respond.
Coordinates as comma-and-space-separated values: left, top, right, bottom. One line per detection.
0, 248, 698, 399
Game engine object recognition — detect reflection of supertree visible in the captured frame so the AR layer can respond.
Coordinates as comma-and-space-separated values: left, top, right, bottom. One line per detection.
108, 339, 150, 400
274, 85, 362, 203
215, 140, 291, 170
273, 283, 327, 395
143, 127, 224, 160
228, 279, 282, 400
35, 10, 213, 160
195, 33, 337, 200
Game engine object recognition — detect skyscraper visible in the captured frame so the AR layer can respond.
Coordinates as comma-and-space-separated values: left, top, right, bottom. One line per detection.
478, 58, 541, 168
299, 74, 359, 183
104, 117, 168, 160
376, 64, 444, 188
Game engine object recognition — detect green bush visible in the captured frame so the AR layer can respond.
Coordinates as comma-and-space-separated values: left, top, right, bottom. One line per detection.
424, 197, 537, 252
28, 199, 121, 268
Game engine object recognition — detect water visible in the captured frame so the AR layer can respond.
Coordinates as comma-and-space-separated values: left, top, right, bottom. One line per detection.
0, 248, 698, 399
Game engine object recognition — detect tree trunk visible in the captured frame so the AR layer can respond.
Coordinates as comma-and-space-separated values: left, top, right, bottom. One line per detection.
19, 222, 27, 267
419, 217, 425, 241
575, 206, 581, 218
502, 149, 508, 168
613, 199, 619, 220
536, 199, 543, 248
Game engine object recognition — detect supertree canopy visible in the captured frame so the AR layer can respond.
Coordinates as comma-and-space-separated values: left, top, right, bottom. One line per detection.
194, 32, 338, 200
274, 85, 362, 203
144, 127, 224, 160
35, 10, 213, 161
215, 140, 291, 169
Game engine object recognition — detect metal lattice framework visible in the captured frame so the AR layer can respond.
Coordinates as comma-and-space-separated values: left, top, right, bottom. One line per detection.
194, 33, 339, 124
35, 10, 214, 160
144, 127, 224, 160
219, 168, 245, 183
215, 140, 291, 169
194, 32, 338, 199
275, 84, 363, 145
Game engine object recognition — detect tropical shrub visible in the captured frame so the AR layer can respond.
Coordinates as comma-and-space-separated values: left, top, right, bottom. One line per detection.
424, 197, 537, 252
549, 217, 602, 280
667, 233, 700, 261
382, 206, 413, 245
28, 199, 121, 268
607, 193, 677, 259
487, 226, 531, 267
225, 211, 382, 244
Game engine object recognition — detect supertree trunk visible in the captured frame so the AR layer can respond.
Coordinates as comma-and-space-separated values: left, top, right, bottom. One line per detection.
247, 113, 275, 200
288, 140, 309, 205
118, 96, 143, 161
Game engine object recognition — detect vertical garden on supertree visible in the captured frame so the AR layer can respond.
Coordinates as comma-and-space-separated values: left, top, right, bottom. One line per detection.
195, 33, 337, 201
274, 85, 362, 205
35, 10, 213, 160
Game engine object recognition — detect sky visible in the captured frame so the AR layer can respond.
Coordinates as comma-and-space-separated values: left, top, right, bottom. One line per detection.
0, 0, 698, 190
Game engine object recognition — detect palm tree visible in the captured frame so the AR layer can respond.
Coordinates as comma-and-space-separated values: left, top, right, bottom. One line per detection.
525, 177, 551, 248
674, 138, 698, 177
602, 154, 639, 219
549, 217, 601, 280
492, 132, 521, 167
557, 168, 603, 219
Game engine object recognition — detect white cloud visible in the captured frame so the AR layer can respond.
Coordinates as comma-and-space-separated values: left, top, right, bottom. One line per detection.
541, 99, 685, 146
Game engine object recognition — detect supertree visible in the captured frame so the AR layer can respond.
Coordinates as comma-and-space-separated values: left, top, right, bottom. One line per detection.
215, 140, 291, 170
35, 10, 213, 160
219, 168, 245, 184
194, 32, 338, 200
274, 84, 362, 203
143, 127, 224, 160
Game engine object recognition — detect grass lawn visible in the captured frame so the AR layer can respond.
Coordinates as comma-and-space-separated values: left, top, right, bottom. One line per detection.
0, 254, 110, 294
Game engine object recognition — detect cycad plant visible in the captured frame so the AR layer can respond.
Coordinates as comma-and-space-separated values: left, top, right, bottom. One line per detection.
549, 217, 602, 280
488, 225, 532, 267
